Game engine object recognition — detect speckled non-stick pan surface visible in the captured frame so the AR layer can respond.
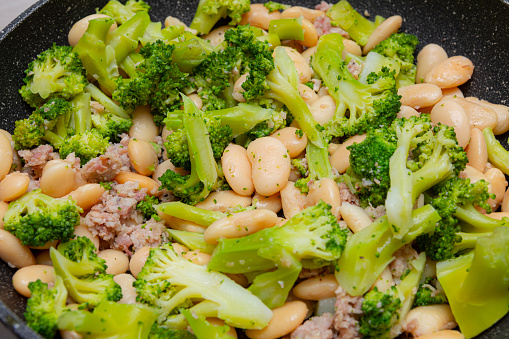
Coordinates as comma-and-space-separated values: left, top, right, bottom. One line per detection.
0, 0, 508, 338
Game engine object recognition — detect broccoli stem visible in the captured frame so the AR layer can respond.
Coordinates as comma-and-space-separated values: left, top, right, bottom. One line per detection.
120, 52, 144, 78
269, 18, 304, 41
71, 92, 92, 135
482, 127, 509, 175
41, 130, 65, 149
306, 142, 334, 179
155, 202, 225, 227
326, 0, 376, 46
85, 83, 131, 119
257, 34, 281, 49
167, 229, 216, 254
209, 103, 274, 137
455, 204, 509, 232
190, 0, 227, 35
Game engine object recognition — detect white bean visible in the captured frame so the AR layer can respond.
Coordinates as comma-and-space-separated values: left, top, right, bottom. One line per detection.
64, 184, 105, 211
68, 14, 117, 47
329, 134, 366, 174
0, 229, 36, 268
195, 190, 252, 212
128, 138, 158, 176
397, 105, 420, 119
40, 160, 75, 198
309, 95, 336, 125
404, 305, 457, 337
0, 133, 13, 182
245, 301, 307, 339
416, 44, 448, 84
232, 74, 248, 103
129, 246, 151, 278
466, 128, 487, 173
280, 181, 307, 219
292, 275, 339, 300
202, 26, 231, 47
113, 274, 138, 304
13, 265, 54, 297
0, 172, 29, 202
278, 46, 313, 84
98, 249, 129, 275
239, 4, 281, 30
425, 56, 475, 88
340, 202, 372, 233
221, 144, 254, 196
270, 127, 308, 158
298, 83, 319, 105
363, 16, 402, 54
398, 83, 443, 109
129, 105, 158, 143
252, 193, 282, 213
430, 100, 470, 148
307, 178, 341, 218
452, 97, 498, 131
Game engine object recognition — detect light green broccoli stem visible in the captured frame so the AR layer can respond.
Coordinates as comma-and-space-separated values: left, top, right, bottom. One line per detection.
482, 127, 509, 175
209, 103, 275, 137
269, 18, 304, 41
326, 0, 377, 46
167, 229, 216, 254
181, 309, 233, 339
257, 34, 281, 49
85, 83, 131, 119
71, 92, 92, 135
155, 202, 225, 227
454, 204, 509, 233
106, 11, 150, 65
306, 142, 334, 179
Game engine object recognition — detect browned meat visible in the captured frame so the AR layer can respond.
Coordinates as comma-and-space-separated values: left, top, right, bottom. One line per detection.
334, 286, 363, 339
291, 313, 335, 339
314, 15, 350, 38
18, 145, 59, 178
347, 60, 362, 80
364, 205, 386, 221
315, 1, 333, 11
81, 153, 124, 183
299, 267, 332, 279
389, 245, 419, 280
339, 183, 360, 206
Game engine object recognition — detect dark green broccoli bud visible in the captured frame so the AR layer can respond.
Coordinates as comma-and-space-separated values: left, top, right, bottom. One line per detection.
359, 287, 402, 338
4, 190, 82, 247
190, 0, 250, 35
91, 111, 132, 142
413, 279, 448, 307
149, 323, 197, 339
264, 1, 291, 12
59, 129, 109, 164
137, 195, 161, 221
99, 0, 151, 25
19, 44, 87, 108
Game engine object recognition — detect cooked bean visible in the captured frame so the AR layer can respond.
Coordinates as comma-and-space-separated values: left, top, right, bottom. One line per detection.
397, 105, 420, 119
129, 105, 158, 143
461, 165, 490, 186
195, 190, 252, 212
430, 100, 470, 148
248, 137, 291, 196
298, 83, 319, 105
309, 95, 336, 125
0, 229, 36, 268
278, 47, 312, 84
114, 171, 159, 195
65, 183, 105, 211
161, 126, 172, 142
40, 160, 75, 198
252, 193, 282, 213
340, 202, 373, 233
442, 87, 464, 99
204, 209, 278, 245
307, 178, 341, 218
280, 181, 307, 219
68, 14, 117, 47
416, 44, 448, 84
74, 224, 100, 251
35, 250, 52, 266
13, 265, 54, 297
329, 134, 367, 174
113, 273, 137, 304
207, 318, 238, 338
398, 83, 443, 109
297, 19, 318, 48
30, 240, 59, 251
128, 139, 158, 176
227, 273, 249, 288
487, 212, 509, 220
60, 330, 82, 339
0, 133, 13, 182
453, 97, 498, 131
466, 97, 509, 135
372, 267, 394, 292
202, 26, 231, 47
182, 250, 212, 265
485, 168, 507, 211
232, 73, 248, 103
129, 246, 151, 278
301, 46, 316, 64
280, 6, 325, 22
425, 56, 475, 88
240, 4, 281, 30
414, 330, 465, 339
0, 201, 7, 229
0, 129, 12, 143
222, 144, 254, 196
158, 212, 207, 233
502, 188, 509, 213
270, 127, 308, 158
317, 86, 329, 98
343, 39, 362, 57
466, 128, 488, 172
363, 16, 402, 54
245, 301, 307, 339
404, 305, 457, 337
98, 249, 129, 275
0, 172, 29, 202
293, 274, 339, 300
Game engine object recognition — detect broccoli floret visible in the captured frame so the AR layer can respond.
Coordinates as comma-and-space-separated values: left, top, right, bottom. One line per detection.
91, 110, 132, 142
359, 287, 401, 338
159, 96, 222, 205
190, 0, 250, 35
372, 33, 419, 88
3, 190, 82, 247
209, 201, 349, 308
137, 195, 161, 221
59, 129, 109, 164
19, 44, 87, 108
134, 243, 272, 330
311, 33, 401, 140
437, 227, 509, 338
264, 1, 291, 12
412, 278, 448, 307
57, 301, 158, 339
50, 237, 122, 307
99, 0, 151, 24
336, 205, 440, 296
25, 276, 68, 339
482, 127, 509, 175
149, 323, 197, 339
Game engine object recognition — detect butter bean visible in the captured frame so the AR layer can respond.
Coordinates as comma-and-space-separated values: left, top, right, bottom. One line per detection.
414, 330, 465, 339
307, 178, 341, 218
329, 134, 366, 174
68, 14, 117, 47
280, 6, 325, 22
182, 250, 212, 266
397, 105, 420, 119
65, 184, 105, 211
484, 168, 507, 211
309, 95, 336, 125
461, 165, 490, 186
252, 193, 282, 213
502, 188, 509, 213
280, 181, 307, 219
398, 83, 443, 109
487, 212, 509, 220
363, 16, 402, 54
13, 265, 54, 297
416, 44, 448, 84
453, 97, 498, 131
206, 318, 238, 338
301, 46, 316, 64
425, 56, 474, 88
245, 301, 307, 339
0, 229, 36, 268
195, 190, 252, 212
0, 201, 8, 229
113, 274, 137, 304
298, 19, 318, 48
340, 202, 372, 233
202, 26, 231, 47
372, 267, 394, 292
129, 105, 158, 143
404, 305, 457, 337
129, 246, 151, 278
232, 73, 248, 103
465, 97, 509, 135
152, 159, 188, 185
240, 4, 281, 30
0, 133, 13, 181
466, 128, 487, 172
293, 275, 339, 300
74, 224, 100, 251
430, 100, 470, 148
35, 250, 52, 266
128, 139, 158, 176
222, 144, 254, 196
158, 212, 207, 234
270, 127, 308, 158
279, 47, 312, 84
441, 87, 464, 99
0, 172, 29, 202
343, 39, 362, 57
298, 83, 319, 105
40, 160, 75, 198
98, 249, 129, 275
114, 171, 159, 195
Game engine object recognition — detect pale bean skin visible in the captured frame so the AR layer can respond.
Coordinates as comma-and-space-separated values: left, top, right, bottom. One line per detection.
129, 105, 158, 143
30, 240, 59, 251
0, 129, 12, 143
298, 19, 318, 48
307, 178, 341, 218
113, 274, 137, 304
222, 144, 255, 196
340, 202, 373, 233
240, 4, 281, 30
416, 44, 448, 84
0, 201, 7, 229
292, 274, 339, 300
0, 172, 29, 202
270, 127, 308, 158
280, 181, 307, 219
465, 97, 509, 135
280, 6, 325, 22
442, 87, 464, 99
298, 83, 319, 105
404, 305, 457, 337
195, 190, 252, 212
245, 301, 308, 339
279, 47, 313, 84
502, 187, 509, 213
484, 168, 507, 211
343, 39, 362, 57
252, 193, 282, 213
187, 93, 203, 110
60, 330, 83, 339
207, 318, 238, 338
397, 105, 420, 119
329, 134, 367, 174
165, 16, 197, 35
363, 16, 402, 53
309, 95, 336, 125
301, 46, 316, 64
114, 171, 159, 194
128, 139, 158, 176
466, 128, 488, 173
182, 250, 212, 266
13, 265, 54, 297
430, 100, 470, 148
68, 14, 117, 46
74, 224, 100, 251
35, 250, 52, 266
248, 137, 291, 196
425, 56, 475, 88
487, 212, 509, 220
398, 83, 443, 109
130, 246, 151, 278
40, 160, 75, 198
0, 229, 36, 268
204, 209, 279, 245
0, 133, 13, 182
65, 184, 105, 211
98, 249, 129, 275
461, 165, 490, 186
202, 26, 231, 47
415, 330, 465, 339
372, 267, 394, 292
452, 97, 498, 131
232, 73, 248, 103
317, 86, 329, 98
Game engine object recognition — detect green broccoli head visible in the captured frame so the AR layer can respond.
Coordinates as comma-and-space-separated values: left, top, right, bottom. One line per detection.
3, 190, 82, 247
190, 0, 251, 34
91, 111, 133, 142
12, 115, 46, 150
359, 287, 402, 339
59, 129, 109, 164
264, 1, 291, 12
99, 0, 151, 24
158, 169, 207, 206
20, 44, 87, 108
136, 195, 161, 221
412, 279, 448, 307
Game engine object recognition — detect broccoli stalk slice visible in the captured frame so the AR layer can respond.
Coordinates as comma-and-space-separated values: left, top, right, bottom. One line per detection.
167, 229, 216, 254
99, 0, 151, 25
85, 83, 131, 119
210, 103, 276, 137
305, 142, 334, 179
482, 127, 509, 175
181, 309, 232, 339
437, 227, 509, 338
326, 0, 377, 46
155, 202, 225, 227
455, 204, 509, 232
70, 92, 92, 135
269, 18, 304, 41
190, 0, 250, 35
120, 51, 145, 78
335, 204, 440, 296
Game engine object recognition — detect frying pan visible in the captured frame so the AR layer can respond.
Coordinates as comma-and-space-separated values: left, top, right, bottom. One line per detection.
0, 0, 508, 338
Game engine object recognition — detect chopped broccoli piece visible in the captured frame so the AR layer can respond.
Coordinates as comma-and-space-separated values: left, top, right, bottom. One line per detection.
137, 195, 161, 221
359, 287, 402, 338
269, 18, 304, 41
99, 0, 151, 25
59, 129, 110, 164
149, 323, 197, 339
412, 278, 448, 307
190, 0, 250, 34
4, 189, 82, 247
482, 127, 509, 175
155, 202, 225, 227
264, 1, 291, 12
181, 309, 233, 339
19, 44, 87, 108
167, 229, 216, 254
